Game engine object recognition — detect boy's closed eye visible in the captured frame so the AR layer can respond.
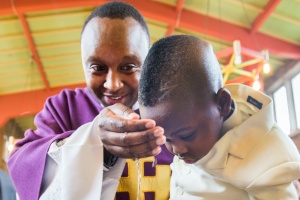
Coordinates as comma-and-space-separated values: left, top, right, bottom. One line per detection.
166, 132, 196, 143
179, 132, 196, 141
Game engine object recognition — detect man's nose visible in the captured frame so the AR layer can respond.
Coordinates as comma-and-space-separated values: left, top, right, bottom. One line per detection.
103, 71, 124, 91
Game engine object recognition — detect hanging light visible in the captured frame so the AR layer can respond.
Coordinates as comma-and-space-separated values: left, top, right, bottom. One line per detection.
6, 136, 15, 153
233, 40, 242, 65
262, 50, 270, 74
3, 136, 16, 163
263, 62, 270, 74
253, 80, 260, 90
253, 75, 261, 90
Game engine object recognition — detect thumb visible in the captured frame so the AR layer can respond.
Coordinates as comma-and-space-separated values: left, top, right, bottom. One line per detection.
108, 103, 140, 120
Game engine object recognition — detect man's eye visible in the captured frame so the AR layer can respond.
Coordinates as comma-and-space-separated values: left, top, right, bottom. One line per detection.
180, 132, 195, 141
90, 65, 107, 71
120, 65, 137, 71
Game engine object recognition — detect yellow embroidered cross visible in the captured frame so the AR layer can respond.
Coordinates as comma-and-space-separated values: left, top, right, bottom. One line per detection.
116, 156, 171, 200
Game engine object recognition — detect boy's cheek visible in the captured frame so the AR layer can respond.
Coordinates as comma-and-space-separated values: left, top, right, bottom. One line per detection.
165, 143, 174, 155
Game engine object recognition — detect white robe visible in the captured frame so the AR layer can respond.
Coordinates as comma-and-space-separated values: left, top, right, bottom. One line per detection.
40, 115, 125, 200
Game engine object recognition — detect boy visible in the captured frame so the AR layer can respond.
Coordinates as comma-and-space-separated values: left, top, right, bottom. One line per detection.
138, 34, 300, 199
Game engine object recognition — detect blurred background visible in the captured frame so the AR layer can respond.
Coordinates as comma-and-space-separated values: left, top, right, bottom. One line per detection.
0, 0, 300, 172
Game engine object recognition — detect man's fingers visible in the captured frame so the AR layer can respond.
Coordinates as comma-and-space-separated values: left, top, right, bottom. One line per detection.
98, 104, 163, 159
99, 115, 156, 133
101, 127, 164, 147
121, 127, 164, 146
105, 103, 139, 119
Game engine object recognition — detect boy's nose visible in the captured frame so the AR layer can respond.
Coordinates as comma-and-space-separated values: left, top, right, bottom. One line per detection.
172, 144, 188, 156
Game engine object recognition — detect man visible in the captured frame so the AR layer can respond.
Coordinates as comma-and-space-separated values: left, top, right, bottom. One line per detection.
138, 34, 300, 199
8, 2, 172, 200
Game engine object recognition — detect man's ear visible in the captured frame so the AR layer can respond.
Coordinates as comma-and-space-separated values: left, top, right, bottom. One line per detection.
216, 88, 232, 117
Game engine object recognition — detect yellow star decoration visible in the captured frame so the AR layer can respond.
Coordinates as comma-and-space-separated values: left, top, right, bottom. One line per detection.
217, 41, 269, 90
221, 51, 264, 85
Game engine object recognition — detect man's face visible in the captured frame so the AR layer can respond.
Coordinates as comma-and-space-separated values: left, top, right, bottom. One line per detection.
81, 17, 149, 108
139, 98, 224, 164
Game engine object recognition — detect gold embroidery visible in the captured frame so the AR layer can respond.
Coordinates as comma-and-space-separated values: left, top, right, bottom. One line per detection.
116, 157, 171, 200
135, 158, 141, 200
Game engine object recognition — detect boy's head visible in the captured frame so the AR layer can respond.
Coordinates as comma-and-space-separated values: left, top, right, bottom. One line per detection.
81, 2, 150, 108
138, 35, 232, 164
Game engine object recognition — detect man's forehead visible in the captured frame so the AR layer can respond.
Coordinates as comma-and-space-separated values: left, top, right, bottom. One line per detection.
82, 17, 141, 36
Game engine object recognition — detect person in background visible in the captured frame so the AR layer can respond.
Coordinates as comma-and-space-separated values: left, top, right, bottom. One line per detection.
0, 169, 16, 200
8, 2, 172, 199
138, 34, 300, 199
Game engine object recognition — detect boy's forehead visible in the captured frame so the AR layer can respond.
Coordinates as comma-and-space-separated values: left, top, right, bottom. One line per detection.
139, 102, 172, 121
139, 100, 186, 120
139, 97, 214, 122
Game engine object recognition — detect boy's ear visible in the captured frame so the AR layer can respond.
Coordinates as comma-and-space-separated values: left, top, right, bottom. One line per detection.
216, 88, 232, 117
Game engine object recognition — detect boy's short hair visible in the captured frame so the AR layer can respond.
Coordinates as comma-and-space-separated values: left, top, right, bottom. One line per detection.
138, 34, 222, 107
81, 1, 150, 42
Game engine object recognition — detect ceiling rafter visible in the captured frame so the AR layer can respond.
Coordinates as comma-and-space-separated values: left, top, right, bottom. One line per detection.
18, 13, 50, 90
0, 47, 28, 55
251, 0, 281, 34
176, 7, 300, 59
37, 41, 80, 50
166, 0, 184, 36
225, 0, 297, 26
1, 0, 300, 59
0, 83, 86, 127
0, 70, 39, 78
32, 27, 82, 36
41, 52, 81, 61
0, 59, 31, 67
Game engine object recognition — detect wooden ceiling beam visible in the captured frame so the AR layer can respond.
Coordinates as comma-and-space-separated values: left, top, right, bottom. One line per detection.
0, 83, 86, 127
18, 13, 50, 90
0, 0, 101, 15
215, 47, 233, 59
176, 5, 300, 59
251, 0, 281, 34
165, 0, 185, 36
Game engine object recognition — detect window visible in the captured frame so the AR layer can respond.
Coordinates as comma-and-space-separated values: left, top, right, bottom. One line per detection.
273, 86, 291, 134
292, 73, 300, 129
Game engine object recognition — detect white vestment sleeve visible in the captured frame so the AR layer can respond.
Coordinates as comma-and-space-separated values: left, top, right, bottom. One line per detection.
40, 115, 125, 200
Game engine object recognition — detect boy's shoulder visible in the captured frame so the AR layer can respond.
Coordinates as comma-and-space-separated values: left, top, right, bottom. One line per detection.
199, 122, 300, 190
220, 125, 300, 189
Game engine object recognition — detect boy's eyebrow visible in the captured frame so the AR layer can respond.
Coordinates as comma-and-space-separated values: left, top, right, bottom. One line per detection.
171, 127, 193, 137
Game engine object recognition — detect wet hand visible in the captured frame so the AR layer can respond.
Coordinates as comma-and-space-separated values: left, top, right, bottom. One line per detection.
98, 103, 166, 158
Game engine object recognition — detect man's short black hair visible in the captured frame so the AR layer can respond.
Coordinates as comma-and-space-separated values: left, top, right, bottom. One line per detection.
138, 34, 223, 107
82, 1, 150, 42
